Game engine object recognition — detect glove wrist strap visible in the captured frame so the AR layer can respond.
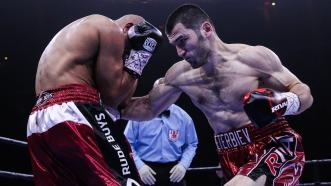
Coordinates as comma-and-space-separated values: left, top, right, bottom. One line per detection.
124, 49, 152, 78
280, 92, 300, 115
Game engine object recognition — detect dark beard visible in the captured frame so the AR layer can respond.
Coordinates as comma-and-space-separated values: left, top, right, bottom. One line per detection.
193, 35, 208, 67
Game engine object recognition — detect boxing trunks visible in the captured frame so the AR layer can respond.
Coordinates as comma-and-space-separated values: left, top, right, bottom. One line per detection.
214, 118, 305, 185
27, 84, 140, 186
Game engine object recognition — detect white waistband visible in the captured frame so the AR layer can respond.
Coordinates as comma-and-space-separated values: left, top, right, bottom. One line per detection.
27, 102, 92, 137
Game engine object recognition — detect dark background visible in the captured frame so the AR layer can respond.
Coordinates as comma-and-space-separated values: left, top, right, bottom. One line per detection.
1, 0, 330, 185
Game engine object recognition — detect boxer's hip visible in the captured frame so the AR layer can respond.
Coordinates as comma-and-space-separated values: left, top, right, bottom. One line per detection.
27, 84, 100, 137
214, 118, 296, 153
214, 118, 304, 180
32, 83, 100, 111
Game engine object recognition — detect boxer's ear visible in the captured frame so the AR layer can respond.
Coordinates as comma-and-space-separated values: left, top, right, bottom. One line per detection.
123, 23, 134, 33
200, 21, 213, 38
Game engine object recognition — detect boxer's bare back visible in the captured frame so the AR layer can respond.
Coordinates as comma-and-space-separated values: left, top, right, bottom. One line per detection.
35, 15, 138, 108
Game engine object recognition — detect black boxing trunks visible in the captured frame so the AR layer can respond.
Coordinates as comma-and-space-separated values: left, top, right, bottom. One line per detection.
27, 84, 140, 186
214, 118, 305, 185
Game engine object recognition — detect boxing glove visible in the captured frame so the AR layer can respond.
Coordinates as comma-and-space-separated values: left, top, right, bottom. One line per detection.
243, 88, 300, 127
124, 21, 163, 78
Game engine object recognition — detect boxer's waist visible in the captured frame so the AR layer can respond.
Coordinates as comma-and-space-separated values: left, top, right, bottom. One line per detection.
214, 118, 290, 152
32, 84, 100, 112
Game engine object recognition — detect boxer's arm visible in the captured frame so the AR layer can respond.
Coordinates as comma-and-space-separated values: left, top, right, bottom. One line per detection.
94, 17, 137, 107
121, 64, 183, 121
244, 46, 313, 114
121, 81, 182, 121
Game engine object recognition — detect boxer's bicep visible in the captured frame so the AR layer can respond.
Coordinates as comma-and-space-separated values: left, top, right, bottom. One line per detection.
121, 63, 184, 120
269, 67, 301, 91
255, 47, 313, 111
121, 83, 181, 121
149, 82, 182, 115
270, 68, 313, 113
244, 46, 296, 89
147, 61, 186, 115
245, 46, 313, 113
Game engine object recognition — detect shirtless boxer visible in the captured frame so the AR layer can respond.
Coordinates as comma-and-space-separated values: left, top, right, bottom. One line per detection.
26, 14, 162, 186
121, 4, 313, 186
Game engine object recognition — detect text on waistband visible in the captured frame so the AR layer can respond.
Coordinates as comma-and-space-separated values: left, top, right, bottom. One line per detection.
214, 127, 252, 150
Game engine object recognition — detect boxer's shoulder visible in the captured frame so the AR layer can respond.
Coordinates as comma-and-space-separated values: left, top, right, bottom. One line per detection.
235, 45, 281, 74
165, 60, 192, 82
84, 14, 115, 24
78, 15, 124, 49
76, 15, 121, 36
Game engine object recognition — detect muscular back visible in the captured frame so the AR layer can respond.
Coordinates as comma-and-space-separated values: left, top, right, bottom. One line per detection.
35, 15, 137, 108
35, 16, 99, 94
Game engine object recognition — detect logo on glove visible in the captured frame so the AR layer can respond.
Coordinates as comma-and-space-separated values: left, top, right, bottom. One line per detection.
271, 100, 288, 113
143, 37, 157, 52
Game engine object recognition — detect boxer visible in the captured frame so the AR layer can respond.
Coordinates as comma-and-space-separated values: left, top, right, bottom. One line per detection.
121, 4, 313, 186
27, 14, 162, 186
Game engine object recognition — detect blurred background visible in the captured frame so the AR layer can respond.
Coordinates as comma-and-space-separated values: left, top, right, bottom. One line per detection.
1, 0, 330, 185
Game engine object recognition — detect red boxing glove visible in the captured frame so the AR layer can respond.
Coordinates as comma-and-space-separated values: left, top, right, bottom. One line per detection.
243, 88, 300, 127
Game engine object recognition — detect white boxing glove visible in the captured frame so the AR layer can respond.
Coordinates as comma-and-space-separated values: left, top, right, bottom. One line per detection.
138, 164, 156, 185
169, 163, 186, 183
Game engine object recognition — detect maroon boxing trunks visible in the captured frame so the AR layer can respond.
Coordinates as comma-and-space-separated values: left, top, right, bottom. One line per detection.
27, 84, 140, 186
214, 118, 305, 185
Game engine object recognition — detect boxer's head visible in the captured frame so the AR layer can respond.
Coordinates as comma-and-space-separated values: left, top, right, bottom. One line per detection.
166, 4, 215, 68
116, 14, 145, 35
116, 14, 145, 55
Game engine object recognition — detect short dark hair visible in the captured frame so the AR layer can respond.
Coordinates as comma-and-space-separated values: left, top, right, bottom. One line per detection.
165, 4, 212, 35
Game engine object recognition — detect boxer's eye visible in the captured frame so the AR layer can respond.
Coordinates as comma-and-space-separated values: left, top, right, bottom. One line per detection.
178, 37, 187, 47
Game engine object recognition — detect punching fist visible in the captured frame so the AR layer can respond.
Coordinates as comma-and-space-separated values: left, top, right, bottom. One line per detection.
124, 21, 163, 78
243, 88, 300, 127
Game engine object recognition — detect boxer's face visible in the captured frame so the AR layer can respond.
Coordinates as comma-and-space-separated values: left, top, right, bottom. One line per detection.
168, 23, 209, 68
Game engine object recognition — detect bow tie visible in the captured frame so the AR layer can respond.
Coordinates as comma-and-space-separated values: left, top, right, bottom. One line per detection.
159, 110, 170, 117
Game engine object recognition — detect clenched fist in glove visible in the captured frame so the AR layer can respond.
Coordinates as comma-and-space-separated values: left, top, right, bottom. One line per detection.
243, 88, 300, 127
124, 21, 162, 79
169, 163, 186, 183
138, 164, 156, 185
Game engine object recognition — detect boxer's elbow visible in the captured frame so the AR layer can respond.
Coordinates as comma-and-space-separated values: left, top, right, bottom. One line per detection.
304, 91, 314, 110
297, 84, 314, 114
307, 87, 314, 106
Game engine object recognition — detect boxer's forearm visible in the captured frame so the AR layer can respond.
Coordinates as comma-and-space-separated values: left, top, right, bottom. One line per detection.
121, 81, 182, 121
121, 96, 157, 121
